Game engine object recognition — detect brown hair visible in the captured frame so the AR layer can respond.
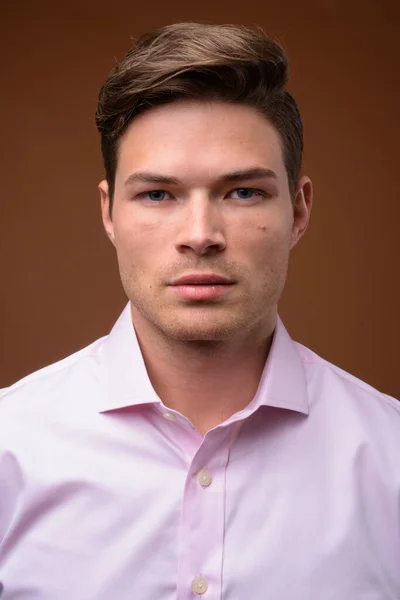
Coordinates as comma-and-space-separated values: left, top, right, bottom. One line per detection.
95, 22, 303, 213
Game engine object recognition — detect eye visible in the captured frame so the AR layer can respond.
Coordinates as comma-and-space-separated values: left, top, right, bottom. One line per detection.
137, 190, 172, 202
229, 188, 266, 200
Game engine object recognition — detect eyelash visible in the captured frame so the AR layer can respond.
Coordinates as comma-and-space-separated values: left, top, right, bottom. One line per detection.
135, 188, 269, 202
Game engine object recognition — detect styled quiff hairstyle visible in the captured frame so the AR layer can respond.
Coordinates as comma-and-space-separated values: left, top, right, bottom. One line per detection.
95, 22, 303, 212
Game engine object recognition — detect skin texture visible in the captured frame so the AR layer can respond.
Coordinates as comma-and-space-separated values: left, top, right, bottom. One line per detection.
100, 100, 312, 434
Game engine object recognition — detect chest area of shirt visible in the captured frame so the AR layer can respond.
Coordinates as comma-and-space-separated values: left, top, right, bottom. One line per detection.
1, 413, 397, 599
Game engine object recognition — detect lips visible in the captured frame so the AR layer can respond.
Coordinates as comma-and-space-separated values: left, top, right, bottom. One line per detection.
168, 273, 236, 300
169, 273, 234, 286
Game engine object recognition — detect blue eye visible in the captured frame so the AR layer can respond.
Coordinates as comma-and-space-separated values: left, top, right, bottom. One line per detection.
231, 188, 264, 199
146, 190, 167, 202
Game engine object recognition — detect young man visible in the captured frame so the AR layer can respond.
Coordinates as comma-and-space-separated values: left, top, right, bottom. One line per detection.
0, 22, 399, 600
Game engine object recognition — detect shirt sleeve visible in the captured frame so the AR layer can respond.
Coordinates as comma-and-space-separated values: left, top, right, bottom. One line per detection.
0, 449, 23, 545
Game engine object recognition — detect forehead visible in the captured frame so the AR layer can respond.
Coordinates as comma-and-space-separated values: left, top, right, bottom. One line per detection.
116, 100, 285, 179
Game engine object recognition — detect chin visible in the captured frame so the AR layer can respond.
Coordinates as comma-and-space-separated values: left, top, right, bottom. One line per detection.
157, 313, 245, 342
166, 328, 233, 342
130, 297, 259, 342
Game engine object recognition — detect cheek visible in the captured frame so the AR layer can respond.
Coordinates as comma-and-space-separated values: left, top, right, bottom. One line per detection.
114, 211, 164, 254
236, 221, 292, 279
238, 217, 290, 252
255, 208, 293, 247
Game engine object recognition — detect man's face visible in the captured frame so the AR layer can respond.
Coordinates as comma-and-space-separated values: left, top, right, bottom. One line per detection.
100, 100, 311, 342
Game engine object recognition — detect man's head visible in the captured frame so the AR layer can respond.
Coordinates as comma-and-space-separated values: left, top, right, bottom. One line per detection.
96, 23, 312, 343
96, 23, 304, 212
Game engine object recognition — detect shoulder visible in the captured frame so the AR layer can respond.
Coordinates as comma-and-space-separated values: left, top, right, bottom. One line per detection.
292, 341, 400, 482
294, 341, 400, 453
0, 336, 107, 412
294, 341, 400, 413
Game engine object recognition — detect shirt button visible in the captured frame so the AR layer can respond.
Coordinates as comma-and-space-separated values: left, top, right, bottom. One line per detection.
163, 411, 176, 421
192, 576, 208, 595
197, 468, 212, 487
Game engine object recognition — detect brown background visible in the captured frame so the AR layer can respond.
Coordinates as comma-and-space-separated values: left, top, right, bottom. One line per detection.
1, 0, 399, 398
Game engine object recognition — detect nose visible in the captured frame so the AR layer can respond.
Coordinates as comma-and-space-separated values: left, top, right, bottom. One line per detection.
175, 196, 226, 256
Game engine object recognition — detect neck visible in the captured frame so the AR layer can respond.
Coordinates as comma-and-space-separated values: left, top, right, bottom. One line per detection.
131, 305, 276, 435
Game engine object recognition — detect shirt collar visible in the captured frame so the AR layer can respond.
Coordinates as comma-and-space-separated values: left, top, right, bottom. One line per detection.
250, 315, 309, 415
98, 303, 160, 412
98, 302, 309, 416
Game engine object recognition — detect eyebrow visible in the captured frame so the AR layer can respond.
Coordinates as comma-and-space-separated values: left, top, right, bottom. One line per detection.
123, 167, 278, 187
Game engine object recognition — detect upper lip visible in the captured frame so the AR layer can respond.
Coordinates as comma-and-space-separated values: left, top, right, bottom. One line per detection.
169, 273, 235, 285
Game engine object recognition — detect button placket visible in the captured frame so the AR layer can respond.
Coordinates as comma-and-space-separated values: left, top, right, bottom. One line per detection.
176, 427, 234, 600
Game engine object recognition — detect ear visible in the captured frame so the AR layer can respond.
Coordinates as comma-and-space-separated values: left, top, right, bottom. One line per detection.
99, 180, 115, 246
290, 176, 313, 250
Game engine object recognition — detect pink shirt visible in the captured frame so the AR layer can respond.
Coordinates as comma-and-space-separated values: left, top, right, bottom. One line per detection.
1, 303, 399, 599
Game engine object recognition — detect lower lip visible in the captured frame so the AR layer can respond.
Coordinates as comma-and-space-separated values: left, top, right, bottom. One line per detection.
170, 284, 234, 300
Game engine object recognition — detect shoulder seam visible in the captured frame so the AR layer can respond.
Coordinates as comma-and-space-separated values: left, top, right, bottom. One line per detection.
300, 351, 400, 413
0, 337, 107, 399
